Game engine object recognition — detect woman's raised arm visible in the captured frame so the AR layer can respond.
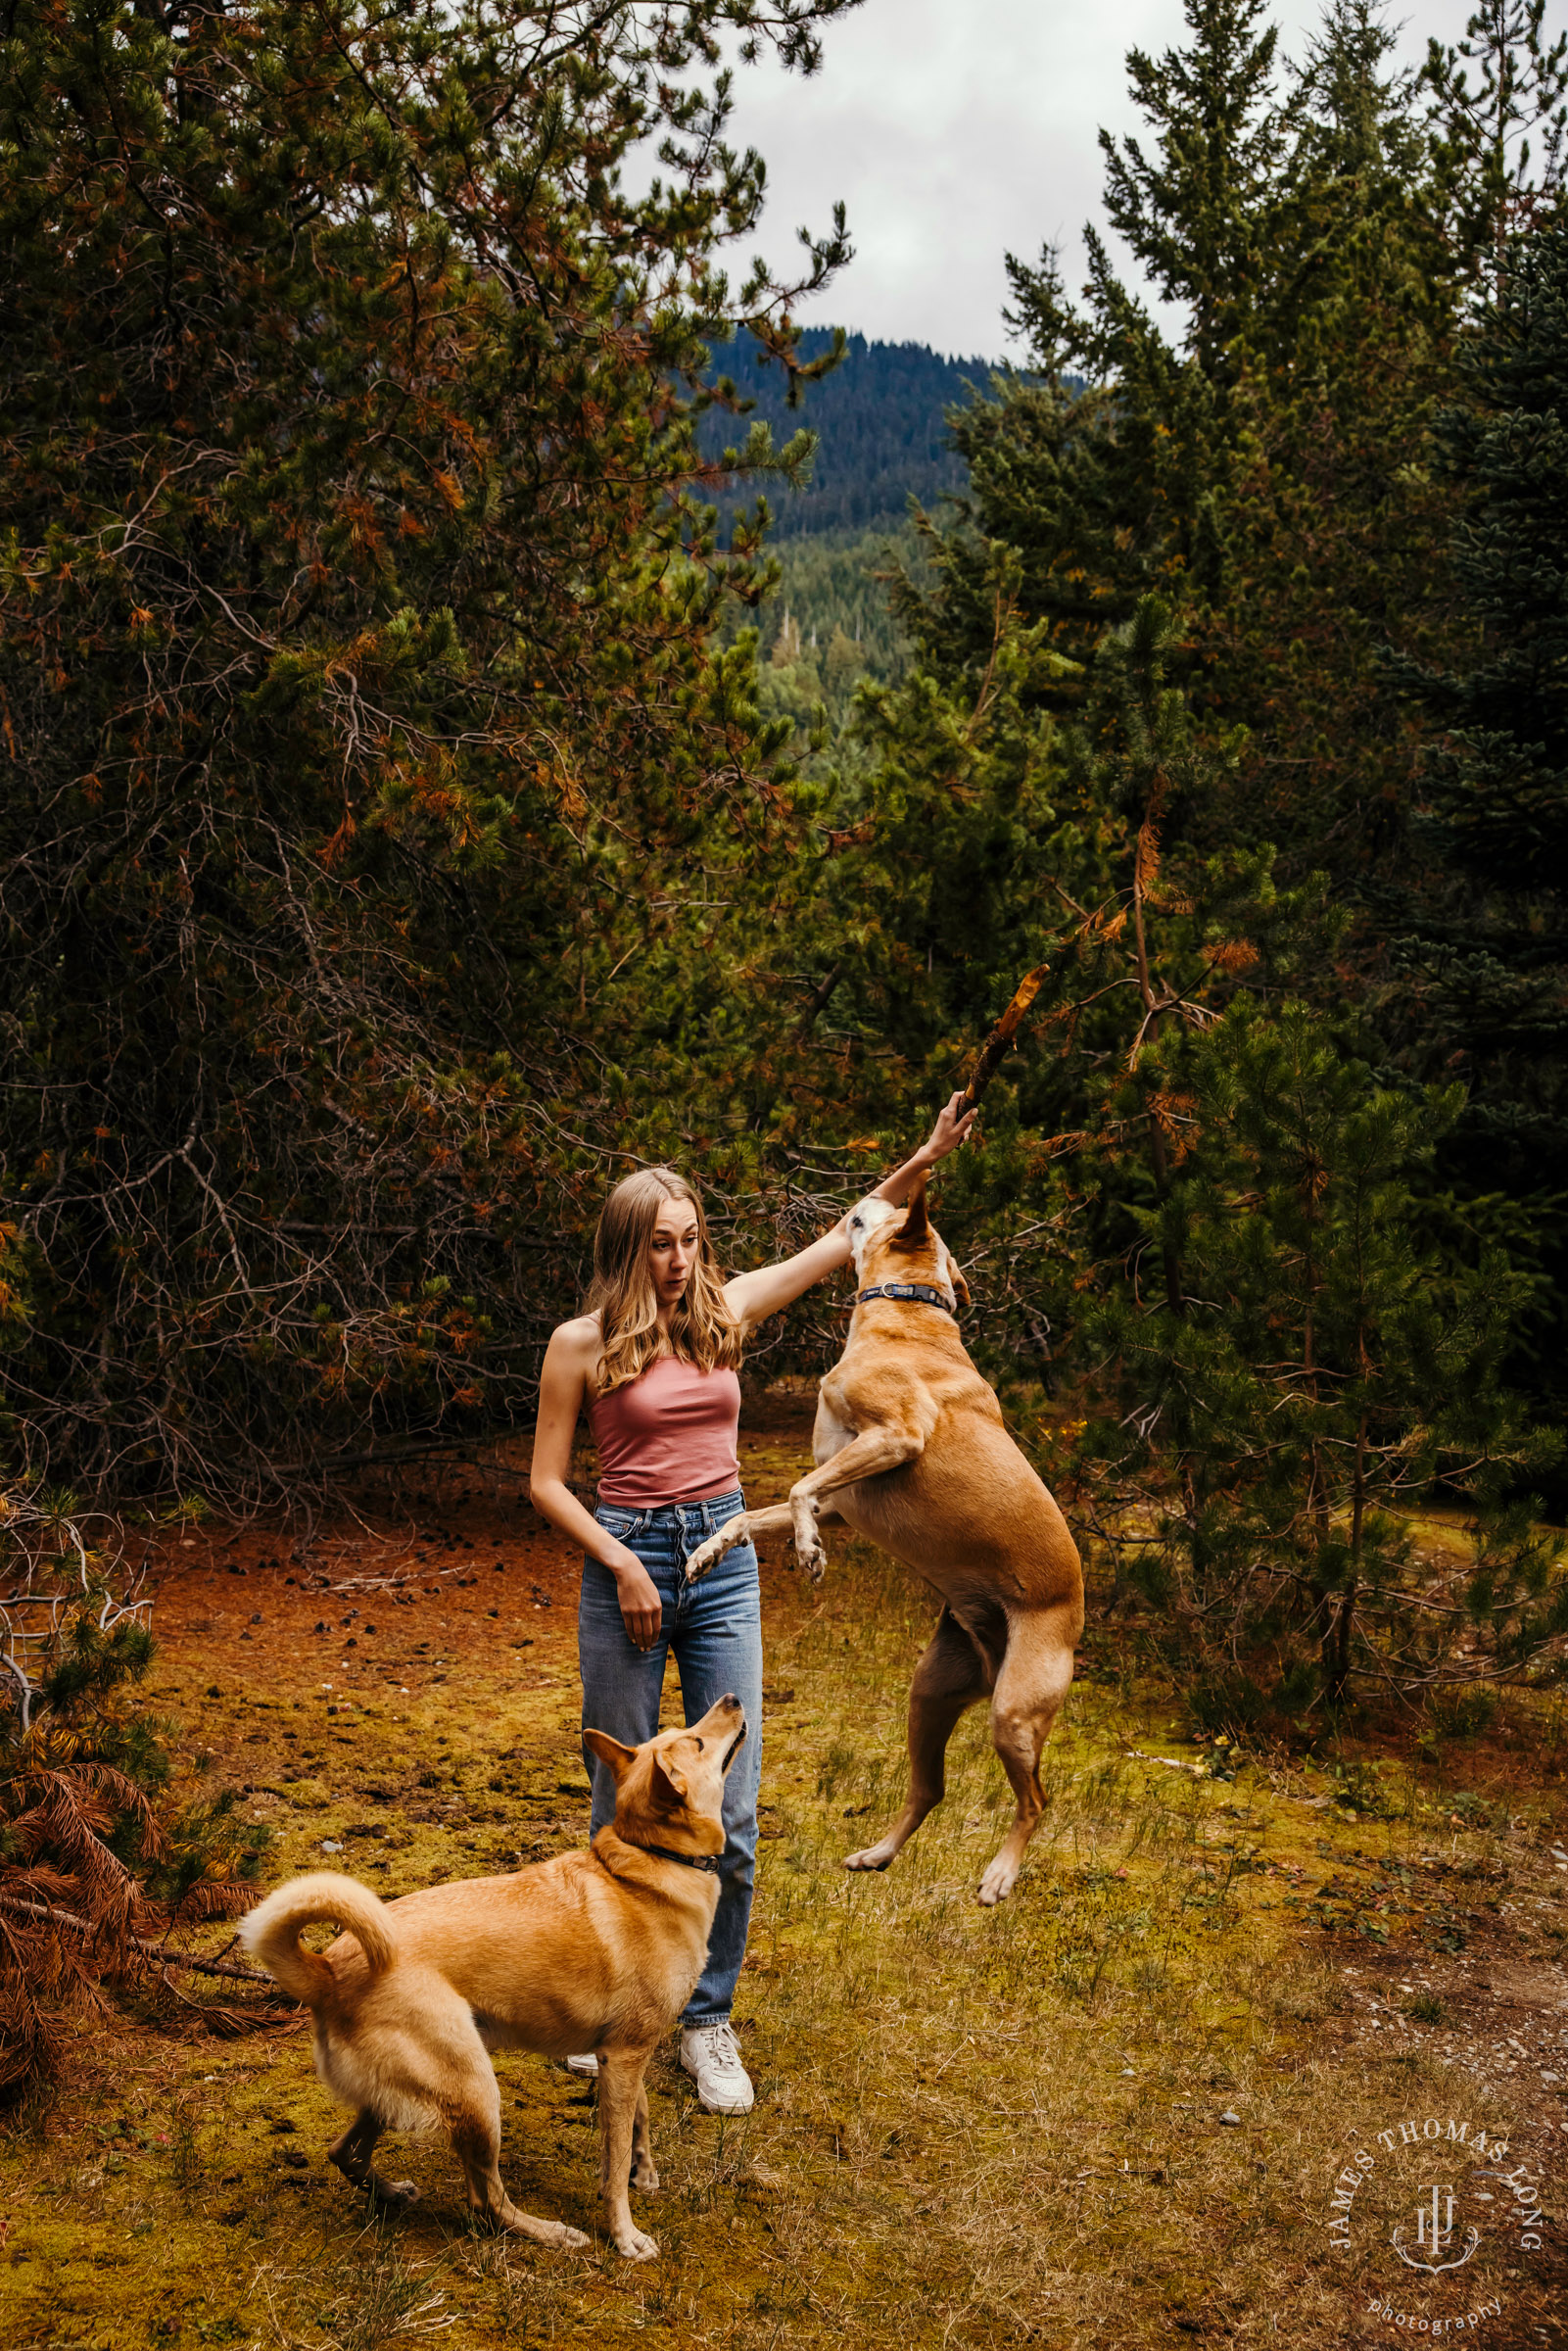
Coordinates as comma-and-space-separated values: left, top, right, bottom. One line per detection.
866, 1090, 976, 1211
724, 1092, 977, 1332
722, 1223, 854, 1333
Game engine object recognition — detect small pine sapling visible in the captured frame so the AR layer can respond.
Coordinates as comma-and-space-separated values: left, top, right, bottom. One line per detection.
0, 1495, 270, 2098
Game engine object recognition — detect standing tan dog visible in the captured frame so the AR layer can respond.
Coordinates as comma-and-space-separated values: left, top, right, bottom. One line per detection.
686, 1180, 1082, 1904
239, 1695, 746, 2261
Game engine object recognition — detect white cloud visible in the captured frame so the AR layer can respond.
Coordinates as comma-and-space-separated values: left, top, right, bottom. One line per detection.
722, 0, 1496, 357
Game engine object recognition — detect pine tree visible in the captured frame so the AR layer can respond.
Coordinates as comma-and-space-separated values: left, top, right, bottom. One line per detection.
895, 249, 1162, 718
1, 1494, 269, 2095
773, 592, 1323, 1399
1095, 0, 1284, 382
1424, 0, 1568, 283
1390, 210, 1568, 1397
1193, 0, 1463, 879
1417, 214, 1568, 894
908, 0, 1468, 899
0, 1, 854, 1498
1081, 1002, 1559, 1712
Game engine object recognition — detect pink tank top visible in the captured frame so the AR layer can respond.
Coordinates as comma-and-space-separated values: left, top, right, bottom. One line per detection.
588, 1354, 742, 1509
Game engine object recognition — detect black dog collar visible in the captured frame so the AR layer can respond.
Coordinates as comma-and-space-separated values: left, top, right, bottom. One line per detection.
855, 1282, 956, 1315
638, 1843, 723, 1875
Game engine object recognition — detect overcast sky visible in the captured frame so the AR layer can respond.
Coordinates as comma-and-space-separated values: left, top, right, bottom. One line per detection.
716, 0, 1505, 357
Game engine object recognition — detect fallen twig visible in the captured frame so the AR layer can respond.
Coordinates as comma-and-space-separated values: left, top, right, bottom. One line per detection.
0, 1893, 279, 1989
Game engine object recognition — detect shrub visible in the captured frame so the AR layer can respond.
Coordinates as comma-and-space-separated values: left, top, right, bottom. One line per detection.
1185, 1670, 1268, 1741
1424, 1685, 1500, 1742
0, 1493, 268, 2098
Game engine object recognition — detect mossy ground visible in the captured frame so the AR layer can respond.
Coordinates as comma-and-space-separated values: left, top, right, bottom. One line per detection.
4, 1409, 1567, 2347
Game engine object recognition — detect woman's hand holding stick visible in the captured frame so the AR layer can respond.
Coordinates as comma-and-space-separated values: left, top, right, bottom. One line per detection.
862, 968, 1055, 1221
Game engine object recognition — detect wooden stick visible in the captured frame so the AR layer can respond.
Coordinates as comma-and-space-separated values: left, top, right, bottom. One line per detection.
956, 958, 1054, 1115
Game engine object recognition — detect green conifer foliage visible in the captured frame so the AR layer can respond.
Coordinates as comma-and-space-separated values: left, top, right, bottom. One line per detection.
1417, 214, 1568, 914
1097, 0, 1284, 380
1081, 1003, 1561, 1710
912, 2, 1492, 894
1197, 3, 1463, 878
0, 0, 853, 1498
828, 569, 1559, 1705
1423, 0, 1568, 283
898, 293, 1164, 718
1391, 212, 1568, 1392
0, 1494, 268, 2094
786, 594, 1321, 1392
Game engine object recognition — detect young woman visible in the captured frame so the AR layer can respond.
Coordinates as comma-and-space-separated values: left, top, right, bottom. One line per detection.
528, 1096, 975, 2115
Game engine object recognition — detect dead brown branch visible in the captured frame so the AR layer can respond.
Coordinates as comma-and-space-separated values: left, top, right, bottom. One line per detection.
0, 1895, 275, 1990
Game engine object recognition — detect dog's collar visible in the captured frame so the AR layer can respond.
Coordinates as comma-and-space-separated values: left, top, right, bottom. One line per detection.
855, 1282, 956, 1315
631, 1842, 723, 1875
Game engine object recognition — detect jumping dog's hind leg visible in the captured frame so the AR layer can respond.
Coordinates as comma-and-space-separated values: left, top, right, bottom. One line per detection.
976, 1607, 1075, 1906
844, 1607, 991, 1874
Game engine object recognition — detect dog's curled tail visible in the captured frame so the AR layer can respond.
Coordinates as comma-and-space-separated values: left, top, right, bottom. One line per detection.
239, 1870, 395, 2007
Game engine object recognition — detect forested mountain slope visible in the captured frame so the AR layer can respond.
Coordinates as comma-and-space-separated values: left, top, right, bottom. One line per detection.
702, 328, 996, 537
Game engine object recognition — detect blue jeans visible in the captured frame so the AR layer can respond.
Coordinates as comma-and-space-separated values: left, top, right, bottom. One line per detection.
579, 1488, 762, 2027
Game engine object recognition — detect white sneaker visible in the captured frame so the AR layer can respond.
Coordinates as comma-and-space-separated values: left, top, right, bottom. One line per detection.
563, 2052, 598, 2078
680, 2021, 754, 2115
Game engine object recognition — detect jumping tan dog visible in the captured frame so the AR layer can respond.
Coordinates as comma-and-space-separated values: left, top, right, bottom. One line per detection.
686, 1180, 1082, 1905
239, 1695, 746, 2261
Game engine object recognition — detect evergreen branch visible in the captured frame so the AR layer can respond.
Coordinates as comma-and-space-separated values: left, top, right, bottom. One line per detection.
0, 1894, 277, 1989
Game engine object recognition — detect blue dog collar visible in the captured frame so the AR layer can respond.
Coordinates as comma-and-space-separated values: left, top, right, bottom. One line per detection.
855, 1282, 956, 1315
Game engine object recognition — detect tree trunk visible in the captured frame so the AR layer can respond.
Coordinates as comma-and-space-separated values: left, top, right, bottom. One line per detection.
1322, 1414, 1366, 1709
1131, 855, 1184, 1319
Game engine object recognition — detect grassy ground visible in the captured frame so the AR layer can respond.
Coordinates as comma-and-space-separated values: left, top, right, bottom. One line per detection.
3, 1407, 1567, 2349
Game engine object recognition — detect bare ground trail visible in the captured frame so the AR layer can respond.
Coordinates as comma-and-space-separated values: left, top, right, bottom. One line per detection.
3, 1404, 1567, 2348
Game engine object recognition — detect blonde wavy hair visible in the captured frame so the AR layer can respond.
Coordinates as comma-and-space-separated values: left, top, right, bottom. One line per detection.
587, 1167, 744, 1398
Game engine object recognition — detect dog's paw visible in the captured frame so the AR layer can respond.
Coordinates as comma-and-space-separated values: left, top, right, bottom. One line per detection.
615, 2225, 659, 2262
501, 2207, 590, 2248
367, 2175, 420, 2211
685, 1513, 747, 1584
683, 1533, 722, 1584
629, 2154, 661, 2193
795, 1529, 827, 1582
843, 1841, 896, 1873
975, 1855, 1020, 1906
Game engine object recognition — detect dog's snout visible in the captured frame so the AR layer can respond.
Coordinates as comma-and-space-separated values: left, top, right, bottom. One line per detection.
721, 1692, 739, 1710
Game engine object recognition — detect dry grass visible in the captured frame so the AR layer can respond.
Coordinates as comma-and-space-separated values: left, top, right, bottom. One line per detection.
2, 1422, 1565, 2348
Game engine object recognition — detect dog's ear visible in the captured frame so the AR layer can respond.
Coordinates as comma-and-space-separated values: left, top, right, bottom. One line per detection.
651, 1751, 690, 1805
584, 1728, 639, 1783
889, 1173, 929, 1250
948, 1255, 972, 1308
